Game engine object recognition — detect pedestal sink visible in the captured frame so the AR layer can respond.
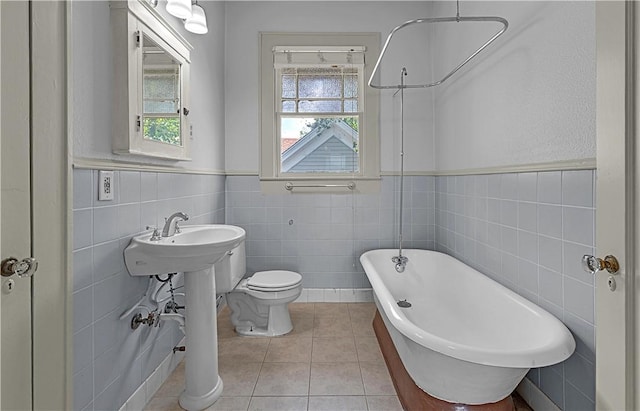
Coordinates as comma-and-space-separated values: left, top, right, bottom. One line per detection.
125, 224, 246, 410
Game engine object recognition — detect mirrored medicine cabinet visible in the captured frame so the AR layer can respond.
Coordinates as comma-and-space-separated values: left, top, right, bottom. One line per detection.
110, 0, 193, 160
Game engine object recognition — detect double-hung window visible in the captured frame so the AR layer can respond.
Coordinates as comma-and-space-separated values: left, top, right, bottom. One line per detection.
260, 33, 380, 192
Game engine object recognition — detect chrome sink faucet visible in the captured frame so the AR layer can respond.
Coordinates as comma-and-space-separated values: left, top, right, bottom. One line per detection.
162, 212, 189, 237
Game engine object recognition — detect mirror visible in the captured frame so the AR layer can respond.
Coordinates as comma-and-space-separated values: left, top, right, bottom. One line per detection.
110, 0, 192, 160
142, 34, 182, 147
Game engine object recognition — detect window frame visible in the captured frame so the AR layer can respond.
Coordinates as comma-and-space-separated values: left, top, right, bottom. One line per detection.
259, 32, 381, 193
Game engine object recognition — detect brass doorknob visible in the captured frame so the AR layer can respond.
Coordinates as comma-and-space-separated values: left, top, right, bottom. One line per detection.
1, 257, 38, 278
582, 254, 620, 275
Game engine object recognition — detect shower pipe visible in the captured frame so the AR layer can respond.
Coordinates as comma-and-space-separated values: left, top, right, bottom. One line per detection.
368, 15, 508, 90
391, 68, 409, 274
369, 4, 508, 272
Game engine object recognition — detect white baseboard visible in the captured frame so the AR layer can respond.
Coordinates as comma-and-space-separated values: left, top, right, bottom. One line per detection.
516, 377, 560, 411
119, 337, 186, 411
294, 288, 374, 303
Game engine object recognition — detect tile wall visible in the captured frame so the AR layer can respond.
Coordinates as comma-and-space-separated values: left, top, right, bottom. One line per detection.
72, 169, 225, 410
225, 175, 436, 289
73, 169, 596, 411
434, 170, 596, 411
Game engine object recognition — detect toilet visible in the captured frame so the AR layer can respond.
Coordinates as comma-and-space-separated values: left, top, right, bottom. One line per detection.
214, 242, 302, 337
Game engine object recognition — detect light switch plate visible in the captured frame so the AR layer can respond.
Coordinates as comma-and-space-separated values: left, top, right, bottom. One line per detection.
98, 170, 115, 201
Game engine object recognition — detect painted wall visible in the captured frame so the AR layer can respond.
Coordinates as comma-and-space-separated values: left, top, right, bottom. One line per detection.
72, 0, 226, 172
71, 2, 226, 409
224, 1, 436, 174
431, 1, 596, 171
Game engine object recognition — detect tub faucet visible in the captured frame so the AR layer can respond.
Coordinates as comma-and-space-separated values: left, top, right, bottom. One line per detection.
392, 255, 408, 273
162, 212, 189, 237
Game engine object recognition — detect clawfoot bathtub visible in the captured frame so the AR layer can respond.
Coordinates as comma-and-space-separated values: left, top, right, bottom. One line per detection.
360, 249, 575, 405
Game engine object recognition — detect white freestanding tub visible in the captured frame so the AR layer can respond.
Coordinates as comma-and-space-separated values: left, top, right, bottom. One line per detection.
360, 249, 575, 405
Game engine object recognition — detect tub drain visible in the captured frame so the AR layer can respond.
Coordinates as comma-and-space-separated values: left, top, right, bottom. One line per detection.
397, 299, 411, 308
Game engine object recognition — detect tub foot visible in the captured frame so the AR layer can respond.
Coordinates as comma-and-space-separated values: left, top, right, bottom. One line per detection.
372, 310, 517, 411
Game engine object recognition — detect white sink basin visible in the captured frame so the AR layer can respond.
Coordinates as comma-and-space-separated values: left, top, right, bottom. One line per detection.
124, 224, 246, 276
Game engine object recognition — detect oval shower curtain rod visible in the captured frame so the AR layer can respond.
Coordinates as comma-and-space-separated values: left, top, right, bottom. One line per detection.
368, 13, 508, 90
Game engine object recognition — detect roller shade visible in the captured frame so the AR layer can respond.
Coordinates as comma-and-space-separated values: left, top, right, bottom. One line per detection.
273, 46, 366, 68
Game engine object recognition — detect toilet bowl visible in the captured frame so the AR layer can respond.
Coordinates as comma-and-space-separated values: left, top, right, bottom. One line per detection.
214, 242, 302, 337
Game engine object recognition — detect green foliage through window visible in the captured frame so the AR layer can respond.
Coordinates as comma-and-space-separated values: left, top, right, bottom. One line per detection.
143, 117, 181, 145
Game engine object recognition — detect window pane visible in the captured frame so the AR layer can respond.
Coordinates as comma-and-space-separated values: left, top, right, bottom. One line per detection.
144, 72, 176, 99
344, 99, 358, 113
344, 75, 358, 98
282, 100, 296, 112
299, 75, 342, 98
280, 117, 359, 173
143, 73, 178, 114
143, 117, 181, 145
299, 100, 342, 113
282, 75, 296, 98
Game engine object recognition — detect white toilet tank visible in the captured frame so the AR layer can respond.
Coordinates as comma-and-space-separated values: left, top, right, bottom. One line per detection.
213, 241, 246, 294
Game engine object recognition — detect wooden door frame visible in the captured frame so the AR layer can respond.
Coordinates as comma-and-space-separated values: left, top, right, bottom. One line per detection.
1, 1, 33, 408
30, 1, 71, 409
595, 1, 636, 410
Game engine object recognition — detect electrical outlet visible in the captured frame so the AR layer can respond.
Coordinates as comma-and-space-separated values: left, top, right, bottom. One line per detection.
98, 170, 115, 201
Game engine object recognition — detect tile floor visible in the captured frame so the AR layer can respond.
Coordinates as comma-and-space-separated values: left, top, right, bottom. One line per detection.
145, 302, 403, 411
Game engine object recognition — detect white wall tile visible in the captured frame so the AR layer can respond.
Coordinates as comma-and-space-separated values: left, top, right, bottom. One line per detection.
538, 204, 562, 239
562, 170, 594, 207
74, 326, 94, 372
119, 171, 141, 204
518, 172, 538, 202
538, 236, 563, 273
74, 209, 93, 250
564, 276, 594, 324
140, 173, 157, 202
501, 200, 518, 227
563, 207, 594, 246
539, 267, 563, 307
93, 206, 119, 244
74, 364, 94, 411
74, 287, 94, 332
518, 230, 539, 264
564, 311, 595, 363
434, 171, 596, 411
500, 227, 518, 256
74, 248, 93, 291
501, 173, 518, 200
564, 353, 595, 401
518, 202, 537, 232
74, 169, 94, 209
565, 380, 595, 411
538, 171, 562, 204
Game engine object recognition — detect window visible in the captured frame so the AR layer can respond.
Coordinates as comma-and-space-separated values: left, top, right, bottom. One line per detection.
260, 33, 380, 192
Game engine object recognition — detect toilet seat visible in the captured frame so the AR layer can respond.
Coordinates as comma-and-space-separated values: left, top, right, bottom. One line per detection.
247, 270, 302, 292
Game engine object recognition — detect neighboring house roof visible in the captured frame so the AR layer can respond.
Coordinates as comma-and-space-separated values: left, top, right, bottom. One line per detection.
281, 138, 299, 153
281, 120, 358, 173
